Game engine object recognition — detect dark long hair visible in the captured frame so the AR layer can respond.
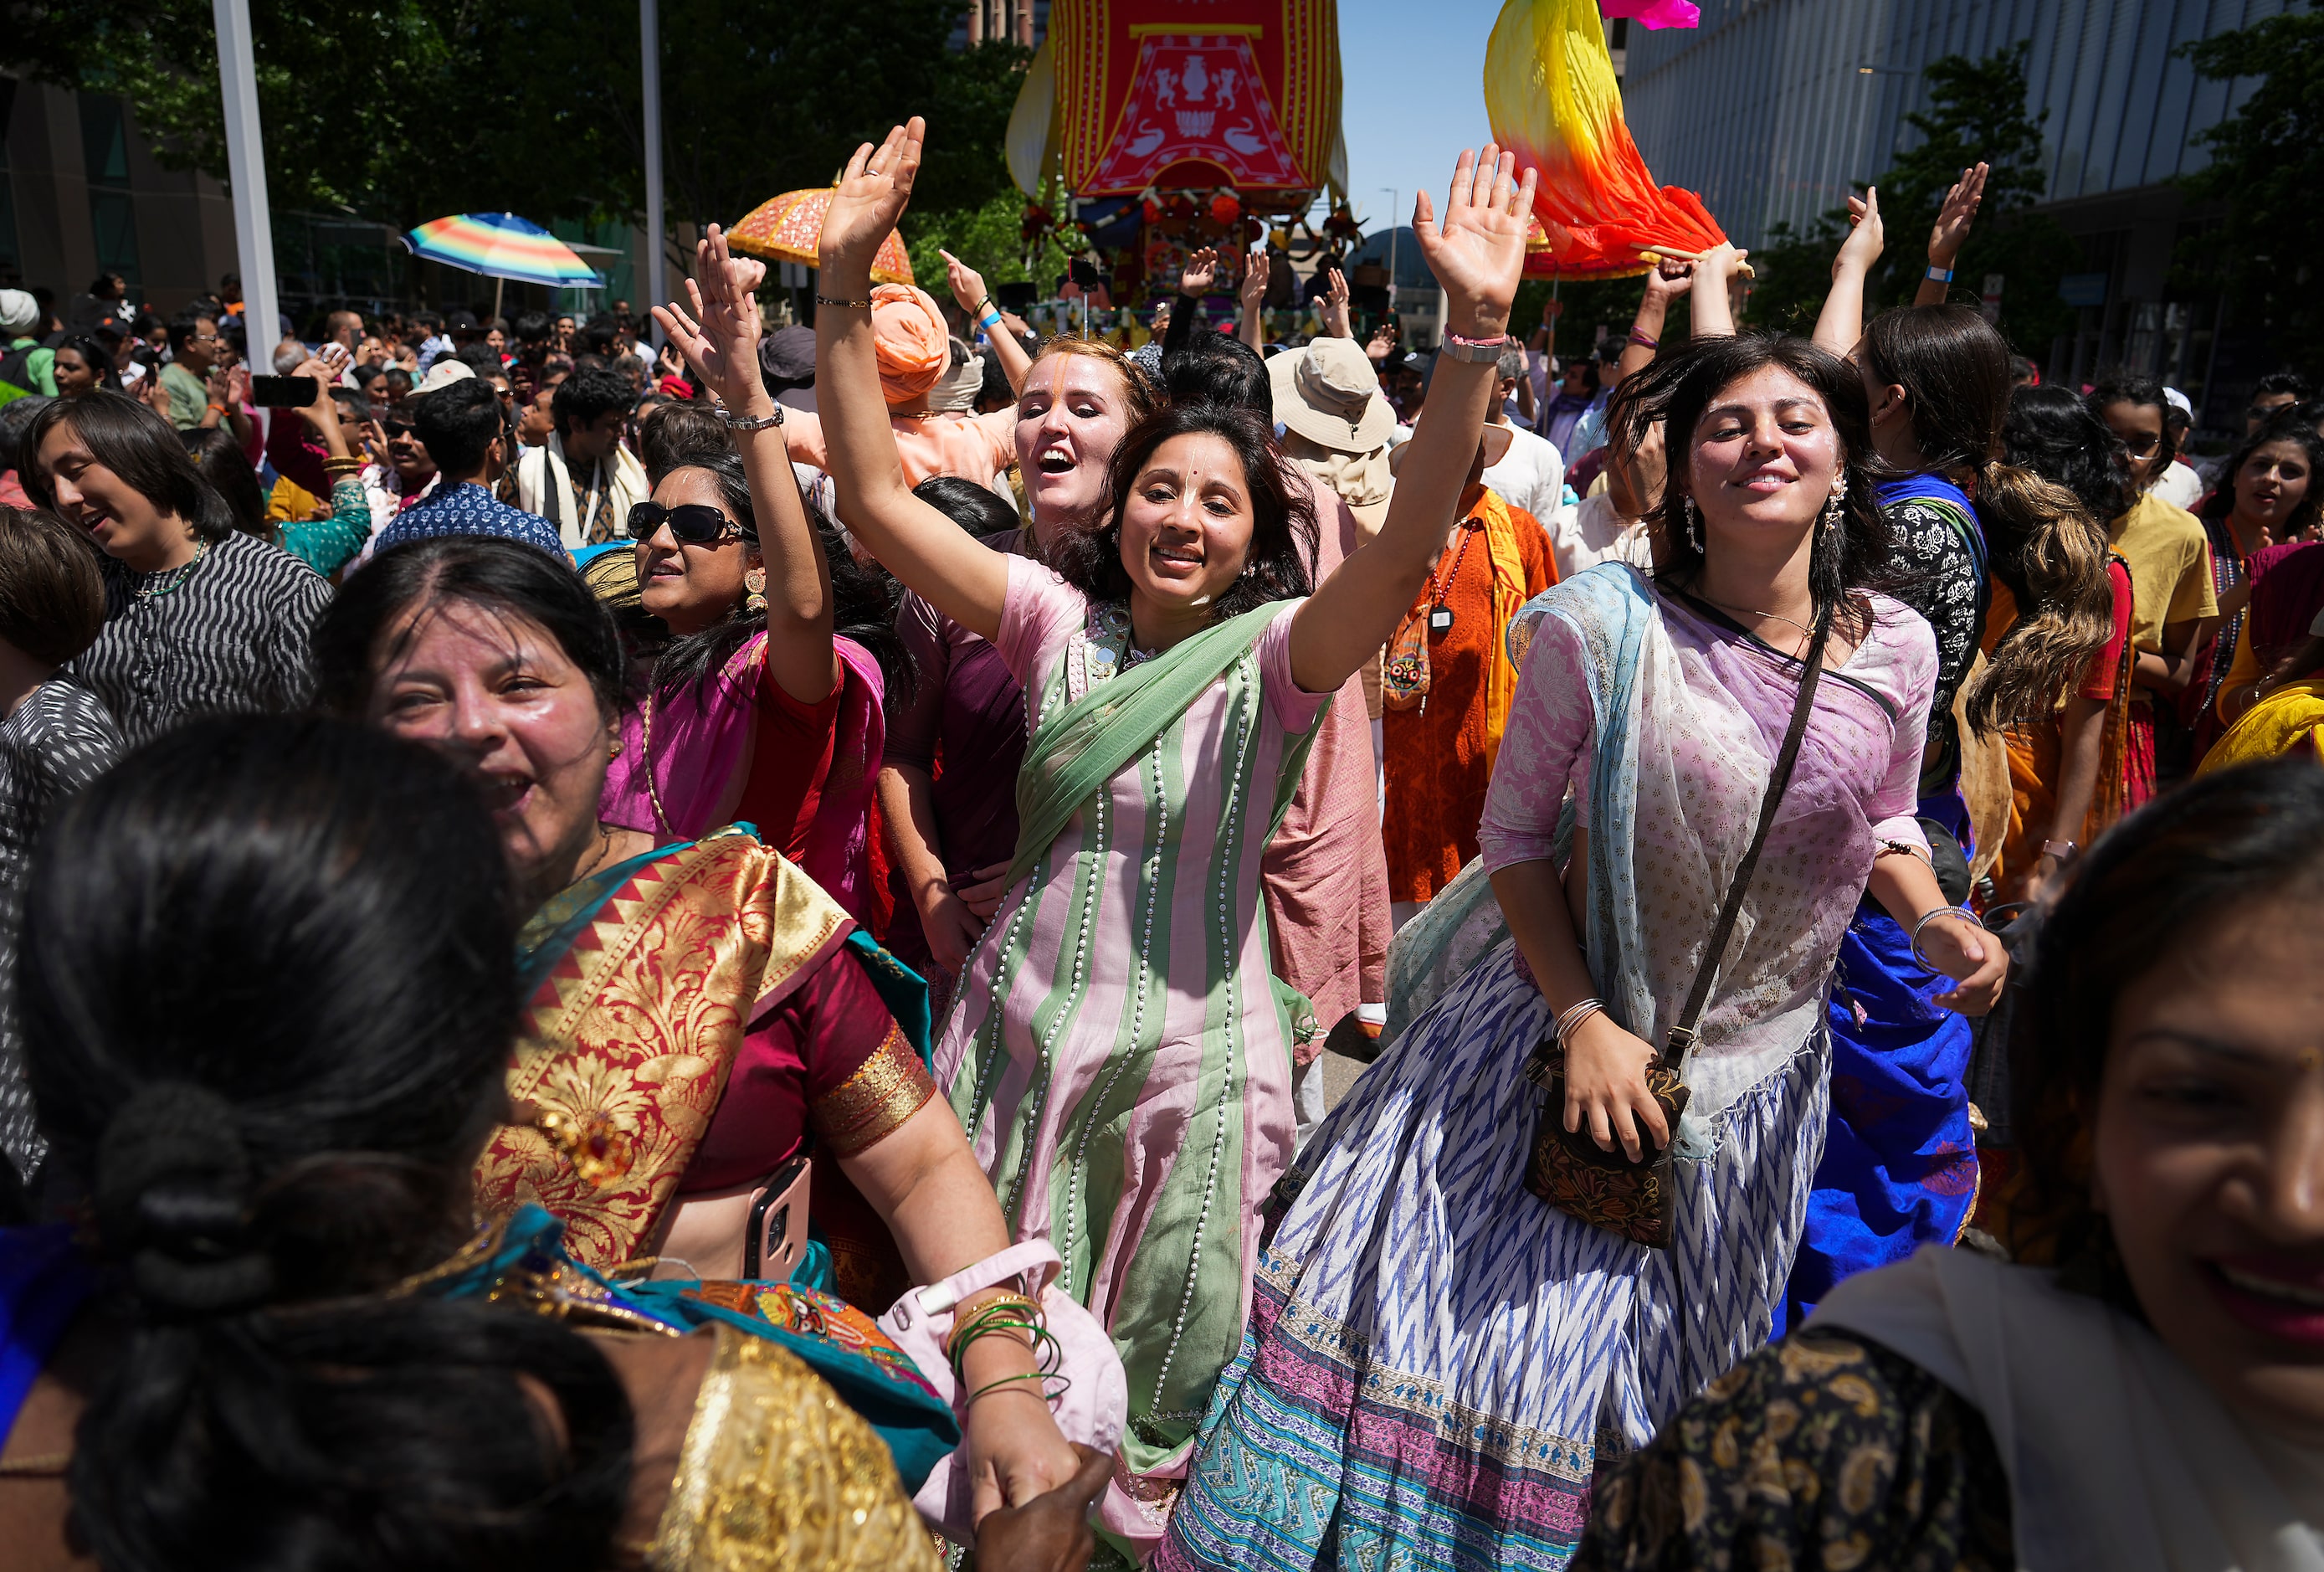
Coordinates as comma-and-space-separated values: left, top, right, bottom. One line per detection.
312, 537, 627, 720
2002, 385, 2136, 527
179, 425, 273, 544
25, 716, 633, 1569
2008, 759, 2324, 1282
51, 332, 121, 394
646, 448, 913, 707
1856, 308, 2115, 731
2199, 416, 2324, 541
20, 390, 238, 542
1049, 403, 1316, 621
1608, 332, 1893, 640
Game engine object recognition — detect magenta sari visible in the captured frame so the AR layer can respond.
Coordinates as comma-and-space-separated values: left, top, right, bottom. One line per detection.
600, 632, 885, 922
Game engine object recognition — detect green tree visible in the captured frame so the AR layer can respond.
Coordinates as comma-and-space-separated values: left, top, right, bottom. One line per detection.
0, 0, 1028, 285
1736, 214, 1845, 334
1721, 44, 2076, 349
1862, 42, 2079, 353
903, 186, 1078, 295
2177, 0, 2324, 372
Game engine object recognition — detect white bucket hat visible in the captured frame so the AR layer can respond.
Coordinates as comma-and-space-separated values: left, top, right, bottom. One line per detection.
1270, 337, 1396, 454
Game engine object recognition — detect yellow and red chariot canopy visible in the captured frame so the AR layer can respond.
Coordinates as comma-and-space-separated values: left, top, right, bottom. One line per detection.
1049, 0, 1341, 199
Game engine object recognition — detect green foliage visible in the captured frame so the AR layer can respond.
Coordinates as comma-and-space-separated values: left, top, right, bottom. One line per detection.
1722, 44, 2076, 352
1866, 41, 2078, 353
0, 0, 1027, 268
1515, 274, 1656, 357
2178, 0, 2324, 372
1742, 215, 1846, 335
902, 186, 1078, 296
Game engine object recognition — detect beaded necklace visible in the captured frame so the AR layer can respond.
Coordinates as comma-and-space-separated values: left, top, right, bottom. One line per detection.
132, 537, 212, 600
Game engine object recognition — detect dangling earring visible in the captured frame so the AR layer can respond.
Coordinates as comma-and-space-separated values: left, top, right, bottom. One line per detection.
609, 738, 623, 758
1683, 496, 1703, 553
1822, 477, 1846, 534
743, 566, 767, 616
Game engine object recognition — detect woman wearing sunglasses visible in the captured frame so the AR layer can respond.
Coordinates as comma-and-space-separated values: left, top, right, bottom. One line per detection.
595, 265, 902, 927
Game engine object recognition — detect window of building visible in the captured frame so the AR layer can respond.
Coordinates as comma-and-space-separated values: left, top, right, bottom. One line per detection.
80, 95, 141, 289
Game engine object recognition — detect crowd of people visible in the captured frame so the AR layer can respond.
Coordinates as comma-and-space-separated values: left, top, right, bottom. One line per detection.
0, 117, 2318, 1572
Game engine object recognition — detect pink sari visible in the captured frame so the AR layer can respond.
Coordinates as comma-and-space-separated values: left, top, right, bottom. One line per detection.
601, 632, 885, 922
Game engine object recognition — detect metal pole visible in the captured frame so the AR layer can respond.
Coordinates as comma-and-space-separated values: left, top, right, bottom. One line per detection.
640, 0, 666, 345
213, 0, 279, 358
1381, 188, 1398, 334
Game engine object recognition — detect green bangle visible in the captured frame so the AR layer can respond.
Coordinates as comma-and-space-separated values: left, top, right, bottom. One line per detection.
967, 1369, 1070, 1405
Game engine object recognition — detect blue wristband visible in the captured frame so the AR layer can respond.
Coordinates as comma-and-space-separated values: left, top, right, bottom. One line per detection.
977, 306, 1003, 331
1926, 265, 1954, 283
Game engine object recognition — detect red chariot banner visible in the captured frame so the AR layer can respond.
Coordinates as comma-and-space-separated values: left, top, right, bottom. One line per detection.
1054, 0, 1340, 197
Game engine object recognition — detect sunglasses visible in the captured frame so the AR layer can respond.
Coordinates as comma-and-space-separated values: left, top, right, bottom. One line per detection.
381, 418, 416, 439
627, 501, 752, 546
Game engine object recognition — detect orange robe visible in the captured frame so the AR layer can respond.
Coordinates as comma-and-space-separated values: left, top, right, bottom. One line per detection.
1382, 485, 1556, 904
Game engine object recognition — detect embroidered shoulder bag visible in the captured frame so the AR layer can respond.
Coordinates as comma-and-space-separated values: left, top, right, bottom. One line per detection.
1522, 607, 1831, 1247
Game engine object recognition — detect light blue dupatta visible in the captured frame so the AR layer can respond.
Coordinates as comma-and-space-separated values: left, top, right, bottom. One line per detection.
1381, 564, 1718, 1148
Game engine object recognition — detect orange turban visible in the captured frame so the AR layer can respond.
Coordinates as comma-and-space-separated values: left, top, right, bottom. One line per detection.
871, 284, 948, 407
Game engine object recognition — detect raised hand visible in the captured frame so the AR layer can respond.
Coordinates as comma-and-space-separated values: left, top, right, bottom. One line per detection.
1239, 243, 1269, 310
652, 224, 767, 408
819, 117, 924, 280
940, 247, 991, 317
1642, 255, 1695, 303
1928, 163, 1988, 269
1179, 246, 1219, 296
1410, 145, 1537, 338
1833, 187, 1884, 277
1321, 267, 1352, 338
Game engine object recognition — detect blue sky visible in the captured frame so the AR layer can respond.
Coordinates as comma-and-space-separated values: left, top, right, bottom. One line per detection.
1332, 0, 1506, 234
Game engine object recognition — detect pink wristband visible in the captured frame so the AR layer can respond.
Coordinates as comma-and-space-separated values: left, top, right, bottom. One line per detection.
1444, 329, 1511, 350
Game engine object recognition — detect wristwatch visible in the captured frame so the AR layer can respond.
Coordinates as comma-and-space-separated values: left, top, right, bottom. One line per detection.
2039, 838, 2080, 864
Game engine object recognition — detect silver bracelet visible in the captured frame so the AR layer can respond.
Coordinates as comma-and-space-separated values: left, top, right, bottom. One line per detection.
1908, 905, 1981, 968
719, 404, 783, 431
1552, 996, 1607, 1049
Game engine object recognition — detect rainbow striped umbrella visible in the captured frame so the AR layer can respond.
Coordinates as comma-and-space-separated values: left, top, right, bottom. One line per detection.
403, 212, 604, 288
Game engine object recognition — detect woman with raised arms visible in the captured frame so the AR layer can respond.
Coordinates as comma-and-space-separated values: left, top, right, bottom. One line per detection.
813, 119, 1541, 1556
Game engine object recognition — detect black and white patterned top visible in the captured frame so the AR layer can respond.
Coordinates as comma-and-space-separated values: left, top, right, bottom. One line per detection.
67, 529, 333, 747
0, 677, 122, 1178
1877, 480, 1990, 796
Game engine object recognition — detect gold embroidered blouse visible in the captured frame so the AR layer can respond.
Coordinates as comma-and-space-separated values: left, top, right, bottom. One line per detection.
649, 1324, 941, 1572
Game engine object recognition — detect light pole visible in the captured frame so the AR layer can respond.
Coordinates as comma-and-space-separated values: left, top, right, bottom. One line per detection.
1380, 187, 1398, 331
213, 0, 278, 358
641, 0, 666, 346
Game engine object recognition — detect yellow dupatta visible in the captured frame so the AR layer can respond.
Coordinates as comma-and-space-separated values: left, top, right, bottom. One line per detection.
1475, 485, 1533, 773
472, 828, 854, 1269
2198, 676, 2324, 777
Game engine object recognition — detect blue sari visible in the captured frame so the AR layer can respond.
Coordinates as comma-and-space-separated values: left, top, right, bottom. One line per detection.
1782, 477, 1985, 1333
0, 1226, 93, 1446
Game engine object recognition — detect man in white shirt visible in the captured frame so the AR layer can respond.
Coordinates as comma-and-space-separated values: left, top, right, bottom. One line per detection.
2151, 386, 2205, 511
1479, 343, 1565, 527
512, 366, 649, 547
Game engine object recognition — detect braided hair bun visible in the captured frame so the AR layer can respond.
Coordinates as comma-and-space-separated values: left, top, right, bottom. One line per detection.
22, 716, 634, 1570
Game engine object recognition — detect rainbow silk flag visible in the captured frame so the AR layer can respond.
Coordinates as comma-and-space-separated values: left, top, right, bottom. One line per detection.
1484, 0, 1725, 279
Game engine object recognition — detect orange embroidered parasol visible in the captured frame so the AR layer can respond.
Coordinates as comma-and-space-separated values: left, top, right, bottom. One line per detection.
1487, 0, 1726, 280
728, 188, 916, 285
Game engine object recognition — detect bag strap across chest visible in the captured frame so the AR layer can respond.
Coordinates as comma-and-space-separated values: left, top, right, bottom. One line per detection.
1658, 606, 1832, 1071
